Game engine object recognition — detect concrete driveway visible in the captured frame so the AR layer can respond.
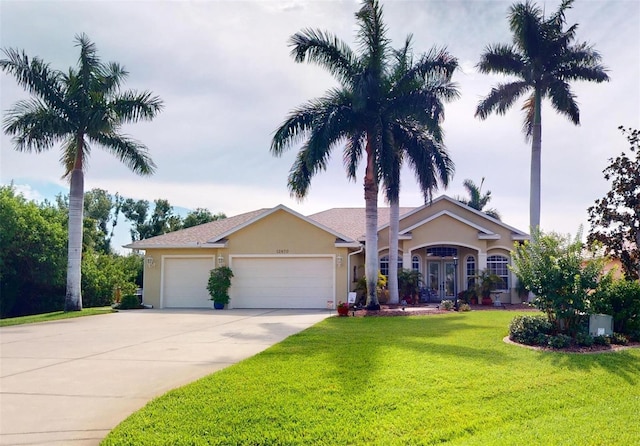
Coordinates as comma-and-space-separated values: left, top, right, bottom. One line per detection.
0, 308, 331, 445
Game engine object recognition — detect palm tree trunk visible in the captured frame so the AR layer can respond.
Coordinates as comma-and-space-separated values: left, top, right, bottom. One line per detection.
364, 137, 380, 310
65, 142, 85, 311
530, 90, 542, 231
388, 198, 399, 304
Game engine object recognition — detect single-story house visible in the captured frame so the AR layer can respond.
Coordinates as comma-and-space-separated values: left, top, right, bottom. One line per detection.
125, 195, 529, 309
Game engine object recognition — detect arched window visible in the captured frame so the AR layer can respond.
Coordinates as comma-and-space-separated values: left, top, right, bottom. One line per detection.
379, 255, 402, 277
466, 255, 476, 289
487, 255, 509, 290
412, 255, 420, 272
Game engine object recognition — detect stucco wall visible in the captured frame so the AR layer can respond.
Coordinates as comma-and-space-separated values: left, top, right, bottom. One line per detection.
141, 209, 351, 308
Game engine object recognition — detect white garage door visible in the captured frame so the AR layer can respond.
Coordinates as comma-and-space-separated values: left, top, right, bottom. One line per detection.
230, 256, 334, 309
163, 257, 214, 308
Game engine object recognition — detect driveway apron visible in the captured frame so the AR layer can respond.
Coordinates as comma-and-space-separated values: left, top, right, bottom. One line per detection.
0, 309, 331, 445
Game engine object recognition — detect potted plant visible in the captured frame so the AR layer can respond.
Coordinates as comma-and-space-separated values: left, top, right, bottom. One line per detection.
337, 301, 349, 316
207, 266, 234, 309
476, 270, 502, 305
398, 269, 423, 305
354, 272, 388, 305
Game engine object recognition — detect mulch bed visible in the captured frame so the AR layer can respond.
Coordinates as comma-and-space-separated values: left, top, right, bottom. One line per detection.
503, 336, 640, 354
346, 303, 536, 317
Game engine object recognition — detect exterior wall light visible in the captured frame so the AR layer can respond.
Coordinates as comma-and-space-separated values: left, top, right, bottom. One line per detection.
336, 254, 343, 267
217, 255, 225, 267
145, 257, 155, 268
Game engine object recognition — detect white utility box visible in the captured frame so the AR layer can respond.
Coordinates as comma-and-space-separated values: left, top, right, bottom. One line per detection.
589, 314, 613, 336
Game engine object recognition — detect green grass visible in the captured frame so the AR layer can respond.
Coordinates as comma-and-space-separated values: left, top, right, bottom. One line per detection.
103, 311, 640, 445
0, 307, 116, 326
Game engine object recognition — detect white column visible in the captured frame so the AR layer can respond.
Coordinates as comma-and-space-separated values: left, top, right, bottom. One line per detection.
402, 251, 412, 270
478, 251, 488, 271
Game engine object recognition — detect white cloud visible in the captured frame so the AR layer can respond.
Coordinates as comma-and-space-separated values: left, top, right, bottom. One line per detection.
1, 0, 638, 241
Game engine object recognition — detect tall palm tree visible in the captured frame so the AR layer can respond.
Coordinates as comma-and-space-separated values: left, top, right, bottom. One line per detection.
378, 39, 457, 304
271, 0, 396, 310
456, 177, 501, 220
1, 34, 163, 311
475, 0, 608, 230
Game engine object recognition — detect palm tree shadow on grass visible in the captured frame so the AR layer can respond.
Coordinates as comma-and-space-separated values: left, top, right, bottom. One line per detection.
318, 315, 507, 394
545, 349, 640, 385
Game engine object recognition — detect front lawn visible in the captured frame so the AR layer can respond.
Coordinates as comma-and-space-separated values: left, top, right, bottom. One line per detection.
0, 307, 115, 327
103, 311, 640, 445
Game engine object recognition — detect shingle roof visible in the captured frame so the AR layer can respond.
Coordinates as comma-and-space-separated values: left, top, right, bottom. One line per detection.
125, 208, 269, 249
308, 207, 415, 241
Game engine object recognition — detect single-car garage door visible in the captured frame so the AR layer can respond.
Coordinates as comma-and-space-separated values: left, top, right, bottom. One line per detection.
163, 257, 214, 308
230, 256, 334, 309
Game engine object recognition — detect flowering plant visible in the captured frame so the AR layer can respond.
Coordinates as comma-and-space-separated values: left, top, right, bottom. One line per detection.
337, 301, 349, 310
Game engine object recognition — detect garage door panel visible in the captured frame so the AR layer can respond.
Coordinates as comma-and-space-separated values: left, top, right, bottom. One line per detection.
163, 257, 213, 308
231, 257, 333, 309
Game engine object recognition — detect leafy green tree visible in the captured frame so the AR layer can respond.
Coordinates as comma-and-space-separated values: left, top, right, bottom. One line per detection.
0, 185, 67, 317
592, 276, 640, 335
475, 0, 608, 230
455, 178, 501, 220
1, 34, 163, 311
83, 188, 123, 254
379, 39, 457, 303
272, 0, 455, 309
183, 208, 226, 229
122, 198, 182, 241
82, 250, 142, 307
511, 227, 604, 335
587, 126, 640, 280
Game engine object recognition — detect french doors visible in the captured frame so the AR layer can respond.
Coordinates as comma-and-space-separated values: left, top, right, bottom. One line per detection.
427, 260, 456, 301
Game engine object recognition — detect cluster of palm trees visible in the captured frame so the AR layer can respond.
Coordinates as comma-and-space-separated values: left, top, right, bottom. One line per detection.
270, 0, 608, 309
1, 0, 608, 312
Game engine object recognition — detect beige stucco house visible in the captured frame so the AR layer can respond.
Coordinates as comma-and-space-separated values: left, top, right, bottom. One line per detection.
126, 195, 529, 309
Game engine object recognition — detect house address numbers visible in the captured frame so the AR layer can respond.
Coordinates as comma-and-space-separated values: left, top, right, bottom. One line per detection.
276, 249, 289, 254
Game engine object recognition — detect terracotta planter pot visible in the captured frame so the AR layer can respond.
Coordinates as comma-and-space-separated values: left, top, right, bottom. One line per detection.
337, 306, 349, 316
481, 297, 493, 306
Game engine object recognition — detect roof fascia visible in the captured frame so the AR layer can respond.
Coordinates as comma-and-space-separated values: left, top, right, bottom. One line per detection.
400, 210, 496, 236
207, 204, 356, 244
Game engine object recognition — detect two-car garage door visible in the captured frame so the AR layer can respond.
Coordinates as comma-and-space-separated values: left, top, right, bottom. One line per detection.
162, 256, 334, 309
230, 256, 334, 309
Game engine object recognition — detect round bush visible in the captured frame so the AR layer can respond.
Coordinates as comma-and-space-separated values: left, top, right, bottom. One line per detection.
509, 315, 553, 345
440, 300, 454, 310
119, 294, 140, 310
575, 331, 594, 347
548, 334, 572, 349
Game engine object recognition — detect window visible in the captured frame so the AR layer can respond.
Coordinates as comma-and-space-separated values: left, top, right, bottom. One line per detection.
487, 255, 509, 290
426, 246, 458, 258
353, 265, 358, 282
466, 256, 476, 289
412, 255, 420, 272
379, 255, 402, 277
380, 256, 389, 276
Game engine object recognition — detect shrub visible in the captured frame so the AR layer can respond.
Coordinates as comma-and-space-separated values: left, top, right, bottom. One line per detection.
610, 333, 629, 345
593, 335, 610, 346
591, 277, 640, 335
119, 294, 141, 310
511, 228, 604, 336
628, 330, 640, 342
509, 315, 553, 345
548, 334, 572, 349
575, 331, 594, 347
459, 303, 471, 312
440, 300, 454, 310
82, 251, 141, 307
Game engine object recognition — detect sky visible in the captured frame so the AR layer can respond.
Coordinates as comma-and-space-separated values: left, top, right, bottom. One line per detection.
1, 0, 639, 251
